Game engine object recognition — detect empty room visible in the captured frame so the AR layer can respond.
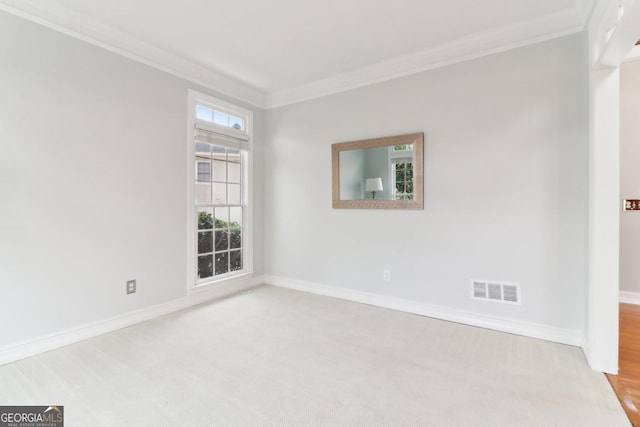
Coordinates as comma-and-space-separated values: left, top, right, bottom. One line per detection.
0, 0, 636, 425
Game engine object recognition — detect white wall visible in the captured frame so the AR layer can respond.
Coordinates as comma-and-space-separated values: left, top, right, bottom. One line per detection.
264, 34, 588, 336
620, 58, 640, 295
0, 10, 264, 349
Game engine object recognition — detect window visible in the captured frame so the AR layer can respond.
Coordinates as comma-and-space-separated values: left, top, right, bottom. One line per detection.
393, 144, 413, 152
189, 91, 252, 285
196, 161, 211, 181
392, 161, 414, 200
196, 105, 245, 131
389, 145, 414, 200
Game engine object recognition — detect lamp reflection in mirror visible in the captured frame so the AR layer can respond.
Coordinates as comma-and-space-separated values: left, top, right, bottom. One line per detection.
365, 177, 383, 199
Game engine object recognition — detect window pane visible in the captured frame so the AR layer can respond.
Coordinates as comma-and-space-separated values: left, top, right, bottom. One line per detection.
195, 142, 211, 157
215, 230, 229, 251
227, 148, 240, 163
396, 183, 405, 193
228, 184, 241, 205
215, 252, 229, 275
198, 255, 213, 279
229, 116, 243, 130
195, 182, 212, 204
198, 208, 214, 230
213, 159, 227, 182
230, 228, 241, 250
215, 207, 229, 228
198, 231, 213, 254
213, 183, 227, 204
406, 182, 414, 194
196, 160, 211, 181
196, 105, 213, 122
230, 250, 242, 271
228, 162, 241, 183
214, 111, 229, 127
229, 207, 242, 227
212, 145, 226, 159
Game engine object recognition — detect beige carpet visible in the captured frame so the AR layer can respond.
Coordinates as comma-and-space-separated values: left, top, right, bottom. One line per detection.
0, 285, 629, 426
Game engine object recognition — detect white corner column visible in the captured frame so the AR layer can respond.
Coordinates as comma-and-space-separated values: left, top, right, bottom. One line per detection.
585, 0, 640, 374
587, 65, 620, 374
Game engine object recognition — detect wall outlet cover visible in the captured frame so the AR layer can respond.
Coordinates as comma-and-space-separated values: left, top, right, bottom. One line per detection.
126, 279, 136, 294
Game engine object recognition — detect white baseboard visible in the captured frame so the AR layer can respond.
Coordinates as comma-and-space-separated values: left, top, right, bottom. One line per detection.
264, 275, 584, 347
620, 291, 640, 305
0, 274, 264, 366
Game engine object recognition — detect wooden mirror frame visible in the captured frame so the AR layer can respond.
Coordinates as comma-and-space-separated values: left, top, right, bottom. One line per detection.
332, 132, 424, 209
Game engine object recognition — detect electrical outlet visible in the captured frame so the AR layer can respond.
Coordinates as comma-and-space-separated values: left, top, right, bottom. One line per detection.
126, 279, 136, 294
383, 269, 391, 282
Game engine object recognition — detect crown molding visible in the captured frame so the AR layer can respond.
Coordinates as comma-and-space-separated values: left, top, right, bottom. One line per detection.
1, 1, 587, 110
0, 0, 266, 108
265, 7, 585, 108
595, 0, 640, 67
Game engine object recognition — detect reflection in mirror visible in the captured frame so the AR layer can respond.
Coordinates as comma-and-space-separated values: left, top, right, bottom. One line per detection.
332, 133, 423, 209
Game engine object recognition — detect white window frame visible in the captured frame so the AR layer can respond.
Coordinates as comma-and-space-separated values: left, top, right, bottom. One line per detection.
187, 89, 253, 290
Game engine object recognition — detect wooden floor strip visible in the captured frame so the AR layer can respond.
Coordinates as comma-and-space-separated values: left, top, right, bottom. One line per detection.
607, 303, 640, 426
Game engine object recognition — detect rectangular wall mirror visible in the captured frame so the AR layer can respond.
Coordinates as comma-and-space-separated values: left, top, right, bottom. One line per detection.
332, 132, 424, 209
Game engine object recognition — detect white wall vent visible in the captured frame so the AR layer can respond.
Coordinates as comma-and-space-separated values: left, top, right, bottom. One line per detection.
471, 280, 521, 305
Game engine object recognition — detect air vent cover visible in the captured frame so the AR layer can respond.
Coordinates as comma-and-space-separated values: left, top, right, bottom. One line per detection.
471, 280, 521, 305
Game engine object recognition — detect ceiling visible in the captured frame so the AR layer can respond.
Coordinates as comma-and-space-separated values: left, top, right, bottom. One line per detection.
0, 0, 596, 107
